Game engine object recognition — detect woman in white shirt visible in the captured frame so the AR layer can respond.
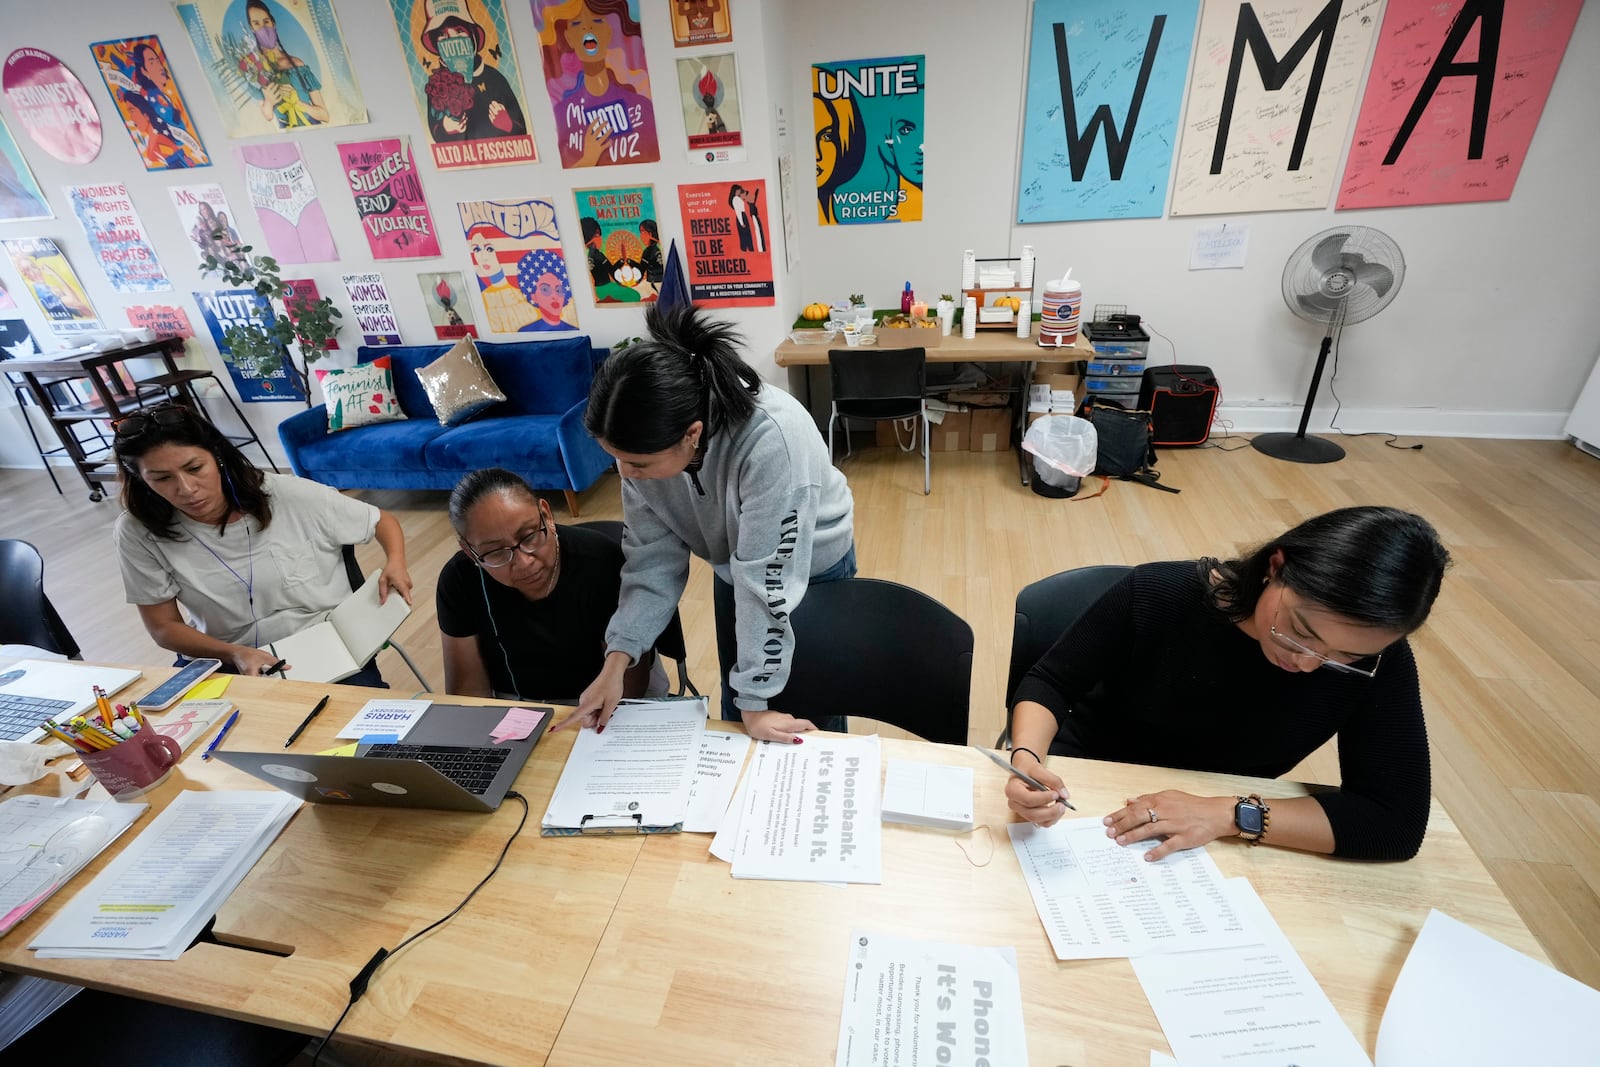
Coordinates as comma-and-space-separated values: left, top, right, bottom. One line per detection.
111, 401, 412, 684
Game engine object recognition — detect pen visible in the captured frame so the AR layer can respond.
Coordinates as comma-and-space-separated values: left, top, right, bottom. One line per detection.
974, 746, 1078, 811
203, 709, 241, 761
284, 694, 331, 748
263, 659, 287, 677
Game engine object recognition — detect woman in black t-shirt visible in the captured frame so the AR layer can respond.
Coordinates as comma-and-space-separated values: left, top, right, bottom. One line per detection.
1006, 506, 1450, 862
437, 469, 662, 702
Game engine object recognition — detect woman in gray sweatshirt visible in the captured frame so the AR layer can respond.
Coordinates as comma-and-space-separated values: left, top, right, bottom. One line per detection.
556, 304, 857, 743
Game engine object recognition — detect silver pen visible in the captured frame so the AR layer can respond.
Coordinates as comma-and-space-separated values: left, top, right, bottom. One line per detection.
974, 746, 1077, 811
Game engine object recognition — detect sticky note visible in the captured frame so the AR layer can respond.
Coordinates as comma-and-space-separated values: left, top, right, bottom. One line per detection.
491, 706, 546, 743
359, 733, 400, 745
185, 676, 231, 700
317, 742, 360, 757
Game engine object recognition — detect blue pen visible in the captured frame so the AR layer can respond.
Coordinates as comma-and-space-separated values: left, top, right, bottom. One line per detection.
202, 709, 241, 761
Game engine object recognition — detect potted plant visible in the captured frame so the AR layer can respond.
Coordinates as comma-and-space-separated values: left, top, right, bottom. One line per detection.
937, 293, 956, 336
202, 237, 343, 408
848, 292, 870, 314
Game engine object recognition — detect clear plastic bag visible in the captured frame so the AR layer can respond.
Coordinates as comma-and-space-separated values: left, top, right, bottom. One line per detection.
1022, 415, 1098, 492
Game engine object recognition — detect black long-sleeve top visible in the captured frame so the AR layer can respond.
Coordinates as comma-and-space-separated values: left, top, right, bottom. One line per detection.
1012, 561, 1431, 861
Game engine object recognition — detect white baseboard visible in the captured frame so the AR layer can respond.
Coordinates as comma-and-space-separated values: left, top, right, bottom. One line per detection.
1215, 403, 1572, 440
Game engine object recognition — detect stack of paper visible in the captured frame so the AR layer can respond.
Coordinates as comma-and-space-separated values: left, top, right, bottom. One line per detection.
0, 795, 146, 937
541, 700, 708, 835
726, 735, 883, 884
0, 973, 81, 1049
881, 759, 974, 831
30, 790, 299, 960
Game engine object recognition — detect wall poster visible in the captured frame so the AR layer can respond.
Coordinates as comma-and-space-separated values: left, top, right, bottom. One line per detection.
174, 0, 367, 136
0, 114, 50, 222
281, 278, 337, 349
66, 183, 173, 293
457, 198, 579, 333
126, 304, 196, 339
0, 318, 38, 359
1017, 0, 1198, 223
670, 0, 731, 46
1337, 0, 1583, 210
532, 0, 661, 168
169, 182, 246, 276
2, 237, 101, 333
676, 53, 744, 165
387, 0, 538, 169
89, 36, 210, 170
341, 272, 402, 346
812, 55, 924, 225
418, 270, 479, 340
336, 137, 442, 259
194, 287, 306, 401
235, 141, 337, 263
573, 184, 659, 305
1169, 0, 1379, 216
2, 48, 102, 164
678, 179, 773, 307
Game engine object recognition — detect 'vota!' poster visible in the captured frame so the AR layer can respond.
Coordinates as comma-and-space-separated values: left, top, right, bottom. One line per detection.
812, 55, 924, 225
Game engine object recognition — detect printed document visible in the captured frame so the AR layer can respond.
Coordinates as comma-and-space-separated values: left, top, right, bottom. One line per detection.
1008, 818, 1253, 959
683, 730, 751, 833
1376, 908, 1600, 1066
541, 700, 707, 833
835, 930, 1027, 1067
1131, 878, 1369, 1067
30, 790, 300, 959
336, 699, 431, 741
730, 735, 882, 883
0, 795, 144, 936
268, 571, 411, 683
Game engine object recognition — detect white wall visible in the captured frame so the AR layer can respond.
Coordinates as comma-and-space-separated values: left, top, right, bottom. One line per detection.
779, 0, 1600, 438
0, 0, 794, 470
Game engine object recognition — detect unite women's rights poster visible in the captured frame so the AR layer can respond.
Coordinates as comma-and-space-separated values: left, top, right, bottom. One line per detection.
812, 55, 924, 225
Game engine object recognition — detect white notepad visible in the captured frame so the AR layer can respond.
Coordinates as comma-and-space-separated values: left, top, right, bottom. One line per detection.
881, 760, 974, 831
268, 571, 411, 683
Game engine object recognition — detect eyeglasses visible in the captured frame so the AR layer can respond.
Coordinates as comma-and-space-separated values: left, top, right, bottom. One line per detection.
466, 517, 552, 568
1269, 603, 1382, 678
112, 403, 198, 440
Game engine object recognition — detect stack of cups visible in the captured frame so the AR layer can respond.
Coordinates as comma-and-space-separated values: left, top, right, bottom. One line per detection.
962, 296, 978, 339
1015, 299, 1032, 339
1038, 272, 1081, 348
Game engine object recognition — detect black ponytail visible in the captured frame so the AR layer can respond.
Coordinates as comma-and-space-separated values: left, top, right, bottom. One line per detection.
585, 303, 761, 453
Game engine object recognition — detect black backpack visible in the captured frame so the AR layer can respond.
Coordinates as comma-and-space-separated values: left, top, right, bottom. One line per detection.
1077, 397, 1179, 494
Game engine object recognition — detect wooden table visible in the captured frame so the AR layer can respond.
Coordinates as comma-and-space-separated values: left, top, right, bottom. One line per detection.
774, 331, 1094, 484
0, 671, 1547, 1065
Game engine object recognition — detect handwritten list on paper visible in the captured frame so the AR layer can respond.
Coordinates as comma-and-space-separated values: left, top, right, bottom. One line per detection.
1189, 222, 1249, 270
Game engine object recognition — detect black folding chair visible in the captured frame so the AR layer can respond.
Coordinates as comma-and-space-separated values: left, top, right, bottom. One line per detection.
999, 564, 1131, 747
827, 347, 930, 495
775, 577, 973, 746
0, 539, 81, 658
573, 520, 698, 697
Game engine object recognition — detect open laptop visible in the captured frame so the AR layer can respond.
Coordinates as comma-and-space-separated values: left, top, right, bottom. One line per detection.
0, 659, 144, 743
216, 703, 552, 813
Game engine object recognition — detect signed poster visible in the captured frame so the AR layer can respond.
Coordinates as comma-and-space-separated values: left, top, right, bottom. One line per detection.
336, 137, 442, 259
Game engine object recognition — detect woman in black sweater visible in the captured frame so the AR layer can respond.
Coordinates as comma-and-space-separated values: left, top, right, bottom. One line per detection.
1007, 506, 1450, 862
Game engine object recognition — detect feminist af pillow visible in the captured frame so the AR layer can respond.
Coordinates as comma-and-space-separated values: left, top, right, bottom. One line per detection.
315, 356, 407, 433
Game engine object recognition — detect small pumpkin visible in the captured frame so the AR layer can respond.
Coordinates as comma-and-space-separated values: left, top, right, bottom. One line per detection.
801, 302, 830, 321
994, 295, 1022, 313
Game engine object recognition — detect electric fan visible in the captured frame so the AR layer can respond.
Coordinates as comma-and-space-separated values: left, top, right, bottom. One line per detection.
1253, 226, 1406, 464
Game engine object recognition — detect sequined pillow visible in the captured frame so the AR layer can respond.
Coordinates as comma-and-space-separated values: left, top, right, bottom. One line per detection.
413, 336, 507, 426
314, 357, 406, 433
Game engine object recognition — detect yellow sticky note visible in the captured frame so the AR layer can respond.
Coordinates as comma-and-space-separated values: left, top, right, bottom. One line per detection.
317, 742, 360, 757
185, 676, 231, 700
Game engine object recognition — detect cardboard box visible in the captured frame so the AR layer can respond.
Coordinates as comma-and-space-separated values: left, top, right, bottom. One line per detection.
969, 406, 1012, 452
1033, 370, 1083, 413
928, 409, 970, 452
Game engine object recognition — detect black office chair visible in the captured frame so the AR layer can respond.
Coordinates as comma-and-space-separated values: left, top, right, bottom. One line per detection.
573, 520, 699, 697
0, 539, 82, 658
774, 577, 973, 746
827, 347, 930, 495
999, 564, 1131, 748
338, 545, 432, 691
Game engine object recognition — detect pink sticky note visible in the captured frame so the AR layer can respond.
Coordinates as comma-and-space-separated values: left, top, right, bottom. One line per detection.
491, 706, 546, 743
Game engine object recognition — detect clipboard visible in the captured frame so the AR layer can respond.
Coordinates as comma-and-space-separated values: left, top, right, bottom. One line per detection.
540, 812, 686, 837
538, 699, 707, 837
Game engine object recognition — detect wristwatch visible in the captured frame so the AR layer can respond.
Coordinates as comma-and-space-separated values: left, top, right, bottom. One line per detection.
1234, 794, 1270, 844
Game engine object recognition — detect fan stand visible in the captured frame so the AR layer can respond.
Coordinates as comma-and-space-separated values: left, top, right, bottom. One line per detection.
1252, 331, 1346, 464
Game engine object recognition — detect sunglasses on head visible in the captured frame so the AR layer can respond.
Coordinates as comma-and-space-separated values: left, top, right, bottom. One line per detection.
112, 403, 200, 440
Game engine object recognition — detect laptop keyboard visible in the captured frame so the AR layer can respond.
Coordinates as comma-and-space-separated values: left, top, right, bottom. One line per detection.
0, 694, 73, 741
365, 744, 512, 795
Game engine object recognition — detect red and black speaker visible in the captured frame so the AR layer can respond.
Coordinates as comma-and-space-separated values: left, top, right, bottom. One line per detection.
1138, 366, 1220, 447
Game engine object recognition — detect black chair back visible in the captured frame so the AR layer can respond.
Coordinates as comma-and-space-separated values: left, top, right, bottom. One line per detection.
777, 577, 973, 746
828, 347, 927, 422
0, 539, 81, 657
1005, 565, 1131, 707
573, 520, 696, 694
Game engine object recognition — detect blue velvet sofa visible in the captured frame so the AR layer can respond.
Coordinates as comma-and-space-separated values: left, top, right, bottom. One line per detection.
277, 335, 614, 515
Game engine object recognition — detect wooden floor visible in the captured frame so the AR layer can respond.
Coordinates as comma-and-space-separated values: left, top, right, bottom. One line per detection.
5, 430, 1599, 1056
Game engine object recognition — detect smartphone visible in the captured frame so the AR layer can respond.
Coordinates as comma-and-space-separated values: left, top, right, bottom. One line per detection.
132, 658, 223, 712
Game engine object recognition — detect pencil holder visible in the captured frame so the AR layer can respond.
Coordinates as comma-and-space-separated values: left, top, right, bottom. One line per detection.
80, 732, 182, 799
